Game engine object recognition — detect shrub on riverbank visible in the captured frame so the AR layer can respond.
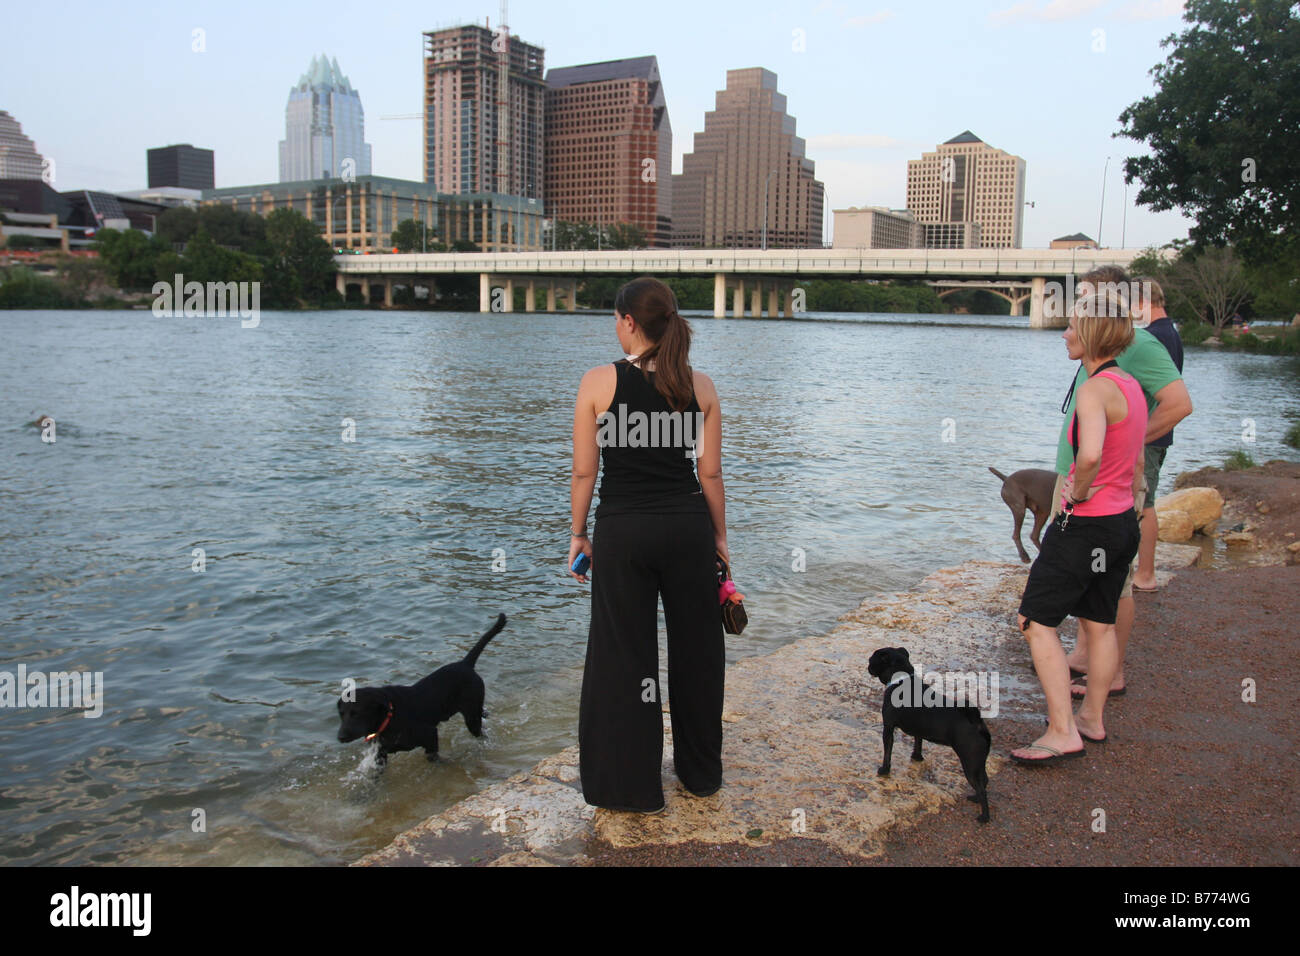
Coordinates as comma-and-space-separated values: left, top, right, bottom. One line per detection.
1224, 450, 1257, 471
1179, 319, 1300, 354
0, 267, 82, 308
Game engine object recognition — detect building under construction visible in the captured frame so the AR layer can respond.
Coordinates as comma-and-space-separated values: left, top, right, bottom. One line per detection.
423, 21, 545, 202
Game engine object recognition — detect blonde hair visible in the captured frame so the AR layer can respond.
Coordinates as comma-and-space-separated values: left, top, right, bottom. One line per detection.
1072, 290, 1134, 360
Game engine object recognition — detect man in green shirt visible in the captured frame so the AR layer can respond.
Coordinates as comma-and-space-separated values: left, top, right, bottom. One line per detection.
1054, 272, 1193, 697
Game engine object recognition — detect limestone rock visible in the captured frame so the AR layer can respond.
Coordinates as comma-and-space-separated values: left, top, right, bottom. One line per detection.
1155, 541, 1203, 569
1223, 531, 1255, 549
1155, 487, 1224, 531
1157, 509, 1195, 543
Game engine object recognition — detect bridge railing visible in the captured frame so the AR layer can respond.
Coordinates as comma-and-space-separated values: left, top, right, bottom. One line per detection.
334, 248, 1143, 278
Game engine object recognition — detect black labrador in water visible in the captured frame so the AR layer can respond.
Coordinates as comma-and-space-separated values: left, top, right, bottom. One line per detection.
337, 613, 506, 768
867, 646, 992, 823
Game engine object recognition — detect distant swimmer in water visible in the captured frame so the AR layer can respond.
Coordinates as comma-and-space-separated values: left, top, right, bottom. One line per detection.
29, 414, 54, 428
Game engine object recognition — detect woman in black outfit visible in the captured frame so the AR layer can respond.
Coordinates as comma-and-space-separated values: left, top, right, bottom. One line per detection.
567, 277, 728, 814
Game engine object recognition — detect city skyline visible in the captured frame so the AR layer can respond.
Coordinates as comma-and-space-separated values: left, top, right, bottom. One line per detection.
1, 0, 1196, 249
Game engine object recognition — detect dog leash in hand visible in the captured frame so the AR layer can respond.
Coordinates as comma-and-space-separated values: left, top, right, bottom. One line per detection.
365, 702, 394, 742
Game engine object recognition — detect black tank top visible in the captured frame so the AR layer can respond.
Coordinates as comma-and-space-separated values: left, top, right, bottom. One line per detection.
595, 360, 708, 517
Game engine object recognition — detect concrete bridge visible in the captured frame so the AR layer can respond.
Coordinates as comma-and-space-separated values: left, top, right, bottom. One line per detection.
334, 247, 1145, 327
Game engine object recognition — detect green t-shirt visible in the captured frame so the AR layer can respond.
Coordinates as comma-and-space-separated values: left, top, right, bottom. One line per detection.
1054, 328, 1182, 475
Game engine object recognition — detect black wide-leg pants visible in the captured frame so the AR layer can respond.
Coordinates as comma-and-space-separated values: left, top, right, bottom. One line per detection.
578, 509, 725, 811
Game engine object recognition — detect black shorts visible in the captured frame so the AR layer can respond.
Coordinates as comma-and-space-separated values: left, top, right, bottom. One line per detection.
1018, 510, 1141, 628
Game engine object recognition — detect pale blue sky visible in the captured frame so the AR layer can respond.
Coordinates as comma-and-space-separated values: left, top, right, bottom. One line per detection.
3, 0, 1196, 248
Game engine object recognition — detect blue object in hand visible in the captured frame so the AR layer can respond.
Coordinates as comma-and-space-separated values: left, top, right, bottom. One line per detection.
571, 553, 591, 575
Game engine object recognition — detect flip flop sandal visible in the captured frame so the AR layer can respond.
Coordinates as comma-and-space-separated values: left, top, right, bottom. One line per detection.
1010, 744, 1086, 766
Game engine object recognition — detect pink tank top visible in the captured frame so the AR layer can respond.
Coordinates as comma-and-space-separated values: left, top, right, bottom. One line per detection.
1067, 369, 1148, 517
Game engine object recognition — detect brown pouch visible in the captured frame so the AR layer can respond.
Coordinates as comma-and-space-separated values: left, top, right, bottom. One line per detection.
716, 554, 748, 635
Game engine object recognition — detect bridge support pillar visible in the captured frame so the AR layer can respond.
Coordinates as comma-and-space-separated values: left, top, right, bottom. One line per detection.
336, 273, 346, 298
732, 279, 745, 318
768, 287, 779, 318
525, 281, 536, 313
1029, 276, 1053, 328
713, 273, 726, 318
570, 280, 578, 311
480, 273, 492, 313
383, 278, 393, 308
750, 281, 763, 317
360, 278, 370, 304
504, 277, 515, 313
547, 282, 556, 312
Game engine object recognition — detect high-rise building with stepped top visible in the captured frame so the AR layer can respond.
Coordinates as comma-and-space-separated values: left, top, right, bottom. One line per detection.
279, 55, 372, 183
672, 68, 824, 249
0, 110, 47, 181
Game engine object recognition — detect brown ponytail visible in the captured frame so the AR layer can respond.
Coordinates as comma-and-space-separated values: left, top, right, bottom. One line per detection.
614, 277, 694, 412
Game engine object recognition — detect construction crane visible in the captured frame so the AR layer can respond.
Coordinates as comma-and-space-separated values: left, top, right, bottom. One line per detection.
496, 0, 510, 196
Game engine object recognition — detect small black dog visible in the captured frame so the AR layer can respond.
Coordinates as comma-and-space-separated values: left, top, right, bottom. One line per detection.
867, 646, 991, 823
337, 614, 506, 767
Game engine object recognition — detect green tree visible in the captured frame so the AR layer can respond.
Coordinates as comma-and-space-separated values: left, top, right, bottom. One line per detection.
1164, 244, 1252, 330
96, 228, 166, 290
1116, 0, 1300, 262
605, 222, 646, 250
174, 228, 263, 286
390, 218, 442, 253
260, 207, 336, 307
155, 206, 200, 246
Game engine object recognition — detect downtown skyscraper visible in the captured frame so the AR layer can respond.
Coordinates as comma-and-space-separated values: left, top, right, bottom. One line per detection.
278, 54, 373, 183
424, 23, 545, 199
545, 56, 672, 247
906, 132, 1026, 249
672, 68, 823, 249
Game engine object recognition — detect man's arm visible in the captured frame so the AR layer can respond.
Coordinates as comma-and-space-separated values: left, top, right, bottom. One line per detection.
1146, 379, 1192, 444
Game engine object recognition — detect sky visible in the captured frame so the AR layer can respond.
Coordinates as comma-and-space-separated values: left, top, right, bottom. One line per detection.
2, 0, 1198, 249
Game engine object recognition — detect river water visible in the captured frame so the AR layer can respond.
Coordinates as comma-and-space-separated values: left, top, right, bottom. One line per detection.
1, 309, 1296, 865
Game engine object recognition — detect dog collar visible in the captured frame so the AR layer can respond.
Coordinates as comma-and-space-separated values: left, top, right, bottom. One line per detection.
886, 672, 910, 688
365, 702, 394, 742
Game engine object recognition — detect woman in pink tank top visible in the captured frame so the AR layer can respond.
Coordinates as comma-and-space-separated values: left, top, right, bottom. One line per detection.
1012, 290, 1146, 766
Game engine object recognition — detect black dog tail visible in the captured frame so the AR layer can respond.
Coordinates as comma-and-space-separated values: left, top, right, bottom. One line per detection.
462, 613, 506, 669
988, 466, 1009, 483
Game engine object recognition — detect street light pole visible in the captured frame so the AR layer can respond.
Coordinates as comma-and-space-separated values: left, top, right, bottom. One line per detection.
1097, 156, 1111, 248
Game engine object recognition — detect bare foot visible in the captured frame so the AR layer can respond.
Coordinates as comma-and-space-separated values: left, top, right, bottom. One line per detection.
1065, 654, 1088, 676
1070, 676, 1126, 699
1074, 711, 1106, 742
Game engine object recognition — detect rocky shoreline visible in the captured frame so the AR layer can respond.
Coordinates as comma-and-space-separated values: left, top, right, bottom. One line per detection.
358, 463, 1298, 867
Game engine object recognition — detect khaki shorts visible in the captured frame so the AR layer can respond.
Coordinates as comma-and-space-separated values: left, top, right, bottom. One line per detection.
1050, 472, 1140, 600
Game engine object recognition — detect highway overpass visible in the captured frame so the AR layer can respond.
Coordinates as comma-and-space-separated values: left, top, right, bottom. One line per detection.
333, 247, 1147, 327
